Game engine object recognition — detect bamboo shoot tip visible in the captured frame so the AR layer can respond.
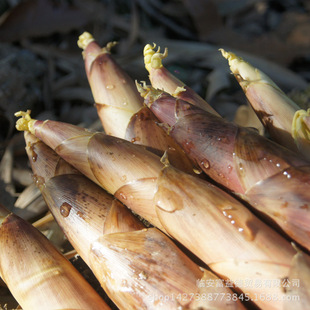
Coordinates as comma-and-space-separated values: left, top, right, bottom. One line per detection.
135, 80, 150, 97
172, 86, 186, 97
291, 242, 301, 254
219, 48, 246, 73
77, 32, 95, 50
160, 150, 170, 167
292, 108, 310, 143
219, 48, 235, 61
15, 110, 36, 134
220, 49, 264, 86
219, 48, 243, 72
135, 81, 163, 105
144, 43, 168, 72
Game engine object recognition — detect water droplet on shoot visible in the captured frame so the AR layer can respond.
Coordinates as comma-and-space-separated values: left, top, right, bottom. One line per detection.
220, 205, 254, 241
283, 171, 292, 179
29, 145, 38, 162
119, 192, 127, 200
106, 84, 115, 90
200, 159, 210, 169
53, 269, 60, 276
33, 175, 45, 190
60, 202, 72, 217
156, 187, 183, 212
238, 163, 245, 175
138, 271, 148, 280
77, 211, 85, 219
217, 136, 229, 143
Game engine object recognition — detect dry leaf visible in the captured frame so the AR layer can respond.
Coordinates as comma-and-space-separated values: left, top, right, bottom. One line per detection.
182, 0, 222, 40
0, 0, 90, 42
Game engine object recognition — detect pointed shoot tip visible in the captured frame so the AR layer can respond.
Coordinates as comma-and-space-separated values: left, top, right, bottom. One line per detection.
135, 80, 149, 97
172, 86, 186, 97
144, 43, 168, 72
135, 81, 164, 106
77, 32, 95, 50
160, 150, 170, 168
219, 48, 228, 58
135, 80, 155, 98
15, 110, 36, 134
291, 242, 302, 254
219, 48, 243, 73
219, 48, 237, 62
292, 108, 310, 147
220, 49, 269, 87
143, 43, 156, 56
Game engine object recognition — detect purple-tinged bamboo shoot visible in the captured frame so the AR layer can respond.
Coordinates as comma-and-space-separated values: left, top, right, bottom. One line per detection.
24, 131, 244, 310
221, 49, 310, 161
140, 84, 310, 251
15, 111, 308, 309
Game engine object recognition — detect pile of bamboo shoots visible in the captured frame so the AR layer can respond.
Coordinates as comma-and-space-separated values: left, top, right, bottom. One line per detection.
2, 31, 310, 309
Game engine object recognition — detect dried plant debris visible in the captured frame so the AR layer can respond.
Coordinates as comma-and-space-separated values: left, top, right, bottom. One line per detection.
0, 44, 45, 142
0, 0, 90, 42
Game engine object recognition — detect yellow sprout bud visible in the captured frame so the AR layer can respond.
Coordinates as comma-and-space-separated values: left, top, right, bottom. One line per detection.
15, 110, 36, 134
220, 48, 279, 90
292, 108, 310, 143
172, 86, 186, 97
144, 43, 168, 72
77, 32, 95, 50
135, 81, 163, 103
